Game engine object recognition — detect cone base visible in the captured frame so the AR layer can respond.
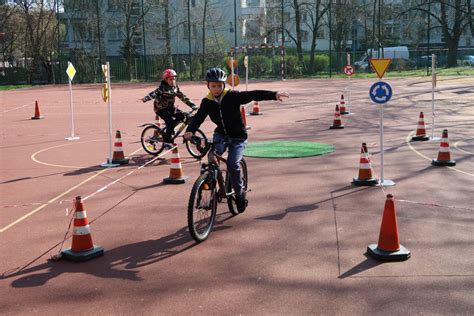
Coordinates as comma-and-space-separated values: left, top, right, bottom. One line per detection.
163, 176, 189, 184
112, 157, 130, 165
367, 244, 411, 262
249, 112, 263, 116
329, 125, 345, 129
61, 245, 104, 262
411, 135, 429, 141
431, 159, 456, 167
31, 116, 44, 120
352, 177, 378, 186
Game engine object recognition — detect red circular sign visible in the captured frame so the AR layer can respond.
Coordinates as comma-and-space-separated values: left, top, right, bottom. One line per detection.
343, 65, 354, 76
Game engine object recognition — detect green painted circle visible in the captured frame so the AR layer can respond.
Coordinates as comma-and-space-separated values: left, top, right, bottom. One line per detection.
244, 140, 335, 158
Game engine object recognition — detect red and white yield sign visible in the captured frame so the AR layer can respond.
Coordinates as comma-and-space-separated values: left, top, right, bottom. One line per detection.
343, 65, 355, 76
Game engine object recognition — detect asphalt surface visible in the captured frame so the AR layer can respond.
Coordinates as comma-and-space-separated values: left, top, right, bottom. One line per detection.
1, 76, 473, 314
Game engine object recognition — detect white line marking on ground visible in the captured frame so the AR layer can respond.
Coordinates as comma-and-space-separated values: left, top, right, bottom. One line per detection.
405, 131, 473, 177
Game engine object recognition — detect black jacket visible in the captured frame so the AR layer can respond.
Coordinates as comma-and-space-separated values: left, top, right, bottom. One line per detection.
187, 89, 277, 139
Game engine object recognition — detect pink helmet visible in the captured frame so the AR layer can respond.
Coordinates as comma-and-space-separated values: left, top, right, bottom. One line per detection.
162, 69, 177, 80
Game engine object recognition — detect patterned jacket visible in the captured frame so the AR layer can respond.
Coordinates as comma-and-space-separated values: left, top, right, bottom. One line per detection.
143, 80, 196, 113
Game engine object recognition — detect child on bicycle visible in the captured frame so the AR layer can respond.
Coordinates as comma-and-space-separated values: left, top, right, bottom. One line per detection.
184, 67, 289, 213
142, 69, 198, 148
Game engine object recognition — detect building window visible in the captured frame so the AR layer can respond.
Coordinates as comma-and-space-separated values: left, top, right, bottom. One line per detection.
157, 23, 166, 39
301, 30, 308, 42
316, 28, 324, 38
108, 28, 122, 41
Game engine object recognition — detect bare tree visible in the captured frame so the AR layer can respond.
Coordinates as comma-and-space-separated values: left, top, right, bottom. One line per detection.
301, 0, 328, 73
403, 0, 471, 67
16, 0, 58, 83
110, 0, 151, 79
286, 0, 304, 65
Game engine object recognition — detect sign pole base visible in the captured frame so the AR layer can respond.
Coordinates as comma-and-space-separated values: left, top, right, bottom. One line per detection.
378, 179, 396, 187
65, 136, 80, 141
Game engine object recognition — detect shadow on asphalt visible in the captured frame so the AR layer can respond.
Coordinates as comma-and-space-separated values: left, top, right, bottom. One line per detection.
2, 226, 198, 288
256, 186, 372, 221
338, 254, 382, 279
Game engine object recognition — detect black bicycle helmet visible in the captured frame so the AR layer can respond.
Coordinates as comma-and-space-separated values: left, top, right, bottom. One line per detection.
205, 67, 227, 82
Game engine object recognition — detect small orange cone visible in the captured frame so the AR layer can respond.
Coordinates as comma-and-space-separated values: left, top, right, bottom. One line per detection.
431, 129, 456, 166
61, 196, 104, 262
249, 101, 263, 115
367, 194, 410, 261
411, 112, 429, 141
329, 104, 344, 129
241, 105, 251, 129
339, 94, 349, 115
163, 145, 189, 184
31, 100, 44, 119
111, 130, 130, 164
352, 143, 378, 186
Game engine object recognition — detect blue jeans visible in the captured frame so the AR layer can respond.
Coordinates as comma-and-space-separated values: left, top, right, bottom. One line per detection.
213, 133, 247, 195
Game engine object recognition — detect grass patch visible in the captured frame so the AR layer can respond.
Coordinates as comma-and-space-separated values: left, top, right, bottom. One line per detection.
0, 85, 34, 91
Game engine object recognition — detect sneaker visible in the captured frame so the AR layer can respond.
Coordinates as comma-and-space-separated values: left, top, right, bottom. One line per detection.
163, 143, 173, 150
236, 191, 247, 213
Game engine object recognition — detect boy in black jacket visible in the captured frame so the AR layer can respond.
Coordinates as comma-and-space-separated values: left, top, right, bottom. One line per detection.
142, 69, 197, 147
184, 67, 289, 213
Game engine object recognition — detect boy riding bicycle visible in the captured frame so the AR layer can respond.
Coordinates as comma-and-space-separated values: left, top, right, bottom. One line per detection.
142, 69, 198, 148
184, 67, 289, 213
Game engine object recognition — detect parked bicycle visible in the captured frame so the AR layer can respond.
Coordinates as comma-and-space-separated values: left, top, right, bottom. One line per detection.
187, 136, 248, 242
139, 109, 207, 159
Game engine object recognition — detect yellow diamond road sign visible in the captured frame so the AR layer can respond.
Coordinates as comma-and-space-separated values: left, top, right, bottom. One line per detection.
66, 63, 76, 81
369, 58, 392, 79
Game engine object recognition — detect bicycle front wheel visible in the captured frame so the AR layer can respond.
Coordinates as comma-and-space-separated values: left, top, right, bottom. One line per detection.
141, 126, 164, 155
226, 158, 248, 215
188, 173, 217, 242
185, 129, 207, 159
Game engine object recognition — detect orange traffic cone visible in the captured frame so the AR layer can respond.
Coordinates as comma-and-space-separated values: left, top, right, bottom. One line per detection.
249, 101, 263, 115
329, 104, 344, 129
367, 194, 410, 261
31, 100, 44, 119
352, 143, 378, 186
61, 196, 104, 262
339, 94, 349, 115
241, 106, 251, 129
431, 129, 456, 166
111, 130, 130, 165
411, 112, 429, 141
163, 145, 189, 184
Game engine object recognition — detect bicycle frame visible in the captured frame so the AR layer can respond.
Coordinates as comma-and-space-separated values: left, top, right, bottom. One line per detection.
199, 149, 228, 201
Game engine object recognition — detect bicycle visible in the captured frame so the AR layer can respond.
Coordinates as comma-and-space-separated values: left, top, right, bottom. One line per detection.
187, 136, 248, 242
139, 109, 207, 159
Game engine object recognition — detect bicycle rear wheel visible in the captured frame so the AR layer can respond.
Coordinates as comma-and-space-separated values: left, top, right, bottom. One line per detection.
141, 126, 164, 155
188, 173, 217, 242
185, 129, 207, 159
226, 158, 248, 215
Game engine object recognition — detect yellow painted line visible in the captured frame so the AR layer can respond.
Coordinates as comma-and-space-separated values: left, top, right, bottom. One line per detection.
405, 131, 473, 177
2, 140, 146, 233
0, 169, 108, 233
31, 138, 143, 169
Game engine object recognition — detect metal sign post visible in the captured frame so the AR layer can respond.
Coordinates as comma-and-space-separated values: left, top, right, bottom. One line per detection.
244, 55, 248, 91
65, 62, 79, 140
430, 54, 440, 141
100, 62, 119, 167
369, 58, 395, 187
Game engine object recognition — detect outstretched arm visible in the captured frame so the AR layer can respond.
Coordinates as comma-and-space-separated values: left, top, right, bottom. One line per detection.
176, 88, 197, 110
142, 88, 162, 102
275, 91, 289, 101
